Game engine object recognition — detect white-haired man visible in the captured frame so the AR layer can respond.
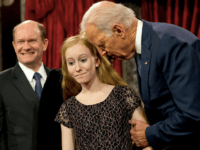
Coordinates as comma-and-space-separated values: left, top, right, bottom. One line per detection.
80, 1, 200, 150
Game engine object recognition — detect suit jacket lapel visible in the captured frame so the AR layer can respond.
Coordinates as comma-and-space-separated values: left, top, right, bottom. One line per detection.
141, 46, 151, 107
11, 64, 39, 110
140, 20, 152, 109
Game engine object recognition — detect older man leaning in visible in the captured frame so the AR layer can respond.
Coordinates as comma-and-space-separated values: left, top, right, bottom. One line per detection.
80, 1, 200, 150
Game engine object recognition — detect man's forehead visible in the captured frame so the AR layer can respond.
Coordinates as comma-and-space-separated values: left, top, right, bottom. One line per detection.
16, 22, 39, 33
15, 22, 40, 38
85, 24, 106, 45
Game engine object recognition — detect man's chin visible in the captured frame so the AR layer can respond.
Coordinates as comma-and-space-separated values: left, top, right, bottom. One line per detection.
20, 60, 38, 67
116, 57, 124, 60
114, 56, 125, 60
107, 55, 125, 62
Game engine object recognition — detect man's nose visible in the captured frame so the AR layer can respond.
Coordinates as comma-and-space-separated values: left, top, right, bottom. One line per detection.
23, 41, 31, 50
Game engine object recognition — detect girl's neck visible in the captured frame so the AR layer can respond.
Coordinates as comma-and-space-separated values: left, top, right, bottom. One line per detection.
76, 77, 115, 105
80, 76, 105, 94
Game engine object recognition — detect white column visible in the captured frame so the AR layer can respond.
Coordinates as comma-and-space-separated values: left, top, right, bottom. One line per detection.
20, 0, 25, 21
0, 0, 2, 71
2, 0, 15, 6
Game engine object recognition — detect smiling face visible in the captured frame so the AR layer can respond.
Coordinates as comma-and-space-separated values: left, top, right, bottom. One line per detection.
65, 43, 100, 85
12, 21, 48, 71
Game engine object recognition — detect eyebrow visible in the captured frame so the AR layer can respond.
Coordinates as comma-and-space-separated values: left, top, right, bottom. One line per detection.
66, 54, 88, 60
97, 42, 105, 46
16, 38, 37, 41
28, 38, 37, 41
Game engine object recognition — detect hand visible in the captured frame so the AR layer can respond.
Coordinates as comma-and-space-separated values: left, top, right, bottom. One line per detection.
129, 119, 150, 147
142, 146, 153, 150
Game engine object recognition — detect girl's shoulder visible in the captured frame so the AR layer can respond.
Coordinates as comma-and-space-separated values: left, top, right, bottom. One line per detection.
114, 85, 132, 91
62, 96, 76, 105
114, 85, 139, 97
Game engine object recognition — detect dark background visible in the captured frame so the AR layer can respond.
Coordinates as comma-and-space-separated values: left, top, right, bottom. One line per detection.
1, 0, 20, 70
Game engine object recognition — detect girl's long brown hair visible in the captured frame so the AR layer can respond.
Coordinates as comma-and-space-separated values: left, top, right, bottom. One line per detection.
61, 34, 128, 100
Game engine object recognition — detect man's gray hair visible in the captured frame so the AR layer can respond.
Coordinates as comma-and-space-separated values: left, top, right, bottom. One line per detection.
80, 1, 136, 37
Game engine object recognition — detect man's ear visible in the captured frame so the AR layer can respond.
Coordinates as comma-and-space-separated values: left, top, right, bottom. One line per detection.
12, 41, 16, 51
112, 24, 125, 39
95, 57, 100, 67
42, 39, 48, 51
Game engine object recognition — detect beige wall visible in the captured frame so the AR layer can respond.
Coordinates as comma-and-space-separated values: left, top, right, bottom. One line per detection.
0, 1, 1, 71
20, 0, 25, 21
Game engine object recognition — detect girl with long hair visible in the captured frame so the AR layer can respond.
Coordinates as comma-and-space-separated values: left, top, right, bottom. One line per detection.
55, 34, 152, 150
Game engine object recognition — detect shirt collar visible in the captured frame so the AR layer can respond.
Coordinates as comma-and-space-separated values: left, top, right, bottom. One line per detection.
37, 64, 47, 81
135, 20, 143, 54
18, 62, 47, 82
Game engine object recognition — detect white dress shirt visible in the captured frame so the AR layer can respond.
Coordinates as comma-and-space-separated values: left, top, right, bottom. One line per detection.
18, 62, 47, 91
134, 20, 145, 108
135, 20, 143, 54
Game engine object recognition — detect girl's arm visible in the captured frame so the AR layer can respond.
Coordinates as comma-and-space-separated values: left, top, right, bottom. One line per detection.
132, 106, 147, 123
61, 124, 75, 150
132, 106, 154, 150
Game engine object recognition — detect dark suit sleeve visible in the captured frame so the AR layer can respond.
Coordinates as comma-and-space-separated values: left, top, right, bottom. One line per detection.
37, 69, 63, 150
145, 36, 200, 149
0, 93, 6, 150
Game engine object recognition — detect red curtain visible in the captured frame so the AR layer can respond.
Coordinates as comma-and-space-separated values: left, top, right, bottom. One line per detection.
25, 0, 122, 76
142, 0, 200, 39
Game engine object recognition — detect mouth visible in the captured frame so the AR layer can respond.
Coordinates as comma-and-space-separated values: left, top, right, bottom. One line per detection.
75, 73, 86, 77
21, 52, 35, 55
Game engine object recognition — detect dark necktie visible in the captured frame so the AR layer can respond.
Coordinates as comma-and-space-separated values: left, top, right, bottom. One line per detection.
33, 72, 42, 99
136, 53, 142, 77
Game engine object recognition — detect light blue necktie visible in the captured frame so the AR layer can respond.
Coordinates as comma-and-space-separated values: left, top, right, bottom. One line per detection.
33, 72, 42, 99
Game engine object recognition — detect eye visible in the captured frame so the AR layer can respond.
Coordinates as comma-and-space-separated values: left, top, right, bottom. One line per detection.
17, 40, 24, 44
80, 58, 87, 63
29, 39, 36, 43
98, 44, 105, 49
68, 61, 75, 66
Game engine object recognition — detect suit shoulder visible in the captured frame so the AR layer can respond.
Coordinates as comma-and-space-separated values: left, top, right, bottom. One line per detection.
0, 68, 13, 80
47, 68, 62, 80
151, 22, 198, 43
45, 68, 62, 89
0, 68, 14, 88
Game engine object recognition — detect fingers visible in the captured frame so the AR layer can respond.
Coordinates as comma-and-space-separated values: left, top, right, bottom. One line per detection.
131, 134, 136, 142
142, 146, 153, 150
131, 136, 143, 147
130, 120, 150, 148
132, 137, 148, 147
129, 119, 137, 125
130, 127, 137, 144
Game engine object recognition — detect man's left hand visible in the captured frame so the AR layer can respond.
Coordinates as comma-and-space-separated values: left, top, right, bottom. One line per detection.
129, 119, 150, 147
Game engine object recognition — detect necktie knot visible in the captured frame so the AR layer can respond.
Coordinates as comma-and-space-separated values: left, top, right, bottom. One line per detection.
33, 72, 42, 100
33, 72, 41, 80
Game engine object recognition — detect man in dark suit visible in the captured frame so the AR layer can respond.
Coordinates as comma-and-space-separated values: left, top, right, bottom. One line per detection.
0, 20, 63, 150
80, 1, 200, 150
